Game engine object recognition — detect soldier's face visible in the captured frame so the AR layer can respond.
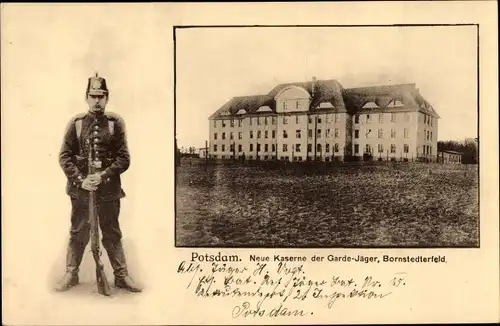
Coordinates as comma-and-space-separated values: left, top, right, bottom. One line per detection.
87, 94, 108, 114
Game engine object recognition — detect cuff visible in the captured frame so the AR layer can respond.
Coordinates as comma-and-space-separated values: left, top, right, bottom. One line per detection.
73, 174, 85, 187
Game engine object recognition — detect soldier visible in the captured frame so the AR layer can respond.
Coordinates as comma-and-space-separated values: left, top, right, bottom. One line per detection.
55, 73, 142, 293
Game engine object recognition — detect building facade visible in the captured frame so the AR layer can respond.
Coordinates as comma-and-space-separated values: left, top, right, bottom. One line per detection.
437, 150, 463, 164
208, 78, 439, 162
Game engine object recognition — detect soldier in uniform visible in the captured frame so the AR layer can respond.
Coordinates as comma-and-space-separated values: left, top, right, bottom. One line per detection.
55, 73, 141, 293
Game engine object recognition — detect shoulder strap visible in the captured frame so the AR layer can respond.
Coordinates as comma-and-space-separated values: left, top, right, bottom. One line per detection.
75, 119, 83, 140
108, 120, 115, 136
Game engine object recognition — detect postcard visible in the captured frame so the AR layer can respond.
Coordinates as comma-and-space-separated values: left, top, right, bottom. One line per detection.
1, 2, 498, 325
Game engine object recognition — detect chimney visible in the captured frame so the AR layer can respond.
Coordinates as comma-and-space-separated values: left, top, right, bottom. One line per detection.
312, 76, 317, 97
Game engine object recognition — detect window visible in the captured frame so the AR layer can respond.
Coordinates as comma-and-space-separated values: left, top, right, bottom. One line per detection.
430, 117, 433, 126
404, 144, 409, 153
264, 117, 268, 126
354, 130, 359, 139
230, 119, 234, 127
317, 129, 322, 138
265, 144, 268, 152
257, 130, 261, 139
379, 114, 384, 123
249, 118, 253, 126
213, 120, 217, 128
308, 129, 313, 138
283, 144, 288, 152
295, 144, 301, 152
318, 117, 322, 124
214, 133, 218, 140
214, 144, 217, 152
365, 144, 371, 154
272, 130, 276, 138
366, 129, 372, 139
326, 143, 330, 153
230, 132, 233, 140
283, 102, 288, 111
249, 131, 253, 139
335, 114, 339, 123
272, 116, 276, 125
283, 130, 288, 138
354, 144, 359, 154
265, 130, 268, 139
378, 144, 384, 153
222, 132, 226, 140
238, 132, 242, 140
283, 116, 288, 124
378, 129, 383, 138
326, 129, 331, 138
424, 114, 427, 124
335, 128, 339, 138
296, 115, 300, 124
238, 144, 242, 152
404, 114, 410, 123
326, 114, 331, 123
296, 130, 301, 138
430, 131, 433, 141
334, 143, 339, 153
222, 121, 226, 127
404, 128, 409, 138
272, 144, 276, 152
222, 144, 225, 152
296, 101, 300, 109
230, 144, 234, 152
308, 117, 312, 124
366, 114, 372, 124
257, 144, 261, 152
355, 114, 360, 124
391, 113, 396, 123
391, 144, 396, 153
308, 144, 312, 152
238, 119, 242, 127
257, 117, 261, 125
391, 129, 396, 138
317, 144, 322, 152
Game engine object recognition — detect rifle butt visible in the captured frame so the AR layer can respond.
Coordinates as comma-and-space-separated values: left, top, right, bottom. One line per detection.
96, 266, 111, 296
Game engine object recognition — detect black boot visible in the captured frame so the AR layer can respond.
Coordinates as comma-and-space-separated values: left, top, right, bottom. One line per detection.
55, 242, 84, 292
115, 276, 142, 292
105, 241, 142, 292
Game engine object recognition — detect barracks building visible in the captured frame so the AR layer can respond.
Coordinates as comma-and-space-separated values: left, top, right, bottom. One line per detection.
208, 78, 439, 162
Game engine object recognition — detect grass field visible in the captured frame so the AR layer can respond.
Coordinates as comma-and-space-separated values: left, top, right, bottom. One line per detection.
175, 160, 479, 247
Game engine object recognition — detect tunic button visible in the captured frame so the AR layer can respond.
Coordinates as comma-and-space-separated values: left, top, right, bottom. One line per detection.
93, 131, 99, 135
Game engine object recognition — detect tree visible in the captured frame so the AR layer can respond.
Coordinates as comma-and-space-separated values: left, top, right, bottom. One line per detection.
175, 136, 181, 166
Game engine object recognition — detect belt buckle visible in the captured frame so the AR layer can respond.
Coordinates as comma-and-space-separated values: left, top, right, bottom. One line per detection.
94, 160, 102, 169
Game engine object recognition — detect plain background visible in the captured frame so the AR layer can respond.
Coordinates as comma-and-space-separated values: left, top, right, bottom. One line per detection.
1, 2, 499, 325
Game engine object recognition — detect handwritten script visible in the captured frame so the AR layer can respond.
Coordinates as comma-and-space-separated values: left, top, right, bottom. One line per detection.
177, 255, 408, 318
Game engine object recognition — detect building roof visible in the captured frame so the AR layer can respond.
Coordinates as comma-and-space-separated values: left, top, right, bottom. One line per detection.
209, 78, 440, 119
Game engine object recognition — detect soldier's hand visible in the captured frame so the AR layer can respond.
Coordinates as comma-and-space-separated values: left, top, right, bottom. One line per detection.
87, 173, 103, 186
81, 177, 98, 191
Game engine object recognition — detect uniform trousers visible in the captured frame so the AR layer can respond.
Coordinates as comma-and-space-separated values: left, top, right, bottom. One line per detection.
66, 197, 128, 279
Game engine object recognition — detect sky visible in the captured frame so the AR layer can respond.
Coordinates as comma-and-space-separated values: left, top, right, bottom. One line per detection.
176, 26, 478, 149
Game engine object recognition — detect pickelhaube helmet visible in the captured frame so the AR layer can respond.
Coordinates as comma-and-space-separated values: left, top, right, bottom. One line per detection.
86, 72, 109, 96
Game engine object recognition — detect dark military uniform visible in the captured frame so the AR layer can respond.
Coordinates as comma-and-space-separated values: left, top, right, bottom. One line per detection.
56, 74, 140, 292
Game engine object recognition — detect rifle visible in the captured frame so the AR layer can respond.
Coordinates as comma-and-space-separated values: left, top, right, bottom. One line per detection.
86, 138, 111, 296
